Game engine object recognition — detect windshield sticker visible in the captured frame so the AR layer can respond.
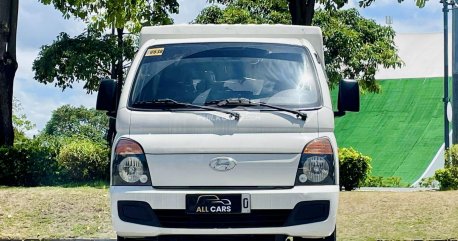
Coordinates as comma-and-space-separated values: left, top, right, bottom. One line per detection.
145, 48, 164, 56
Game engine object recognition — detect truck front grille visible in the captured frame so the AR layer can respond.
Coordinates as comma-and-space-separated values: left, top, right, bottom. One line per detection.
154, 210, 290, 228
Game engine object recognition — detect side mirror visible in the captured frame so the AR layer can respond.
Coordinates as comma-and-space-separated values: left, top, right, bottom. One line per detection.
336, 79, 360, 116
96, 79, 117, 113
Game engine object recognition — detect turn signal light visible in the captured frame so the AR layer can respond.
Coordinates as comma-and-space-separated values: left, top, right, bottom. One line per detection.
302, 138, 333, 155
115, 138, 144, 155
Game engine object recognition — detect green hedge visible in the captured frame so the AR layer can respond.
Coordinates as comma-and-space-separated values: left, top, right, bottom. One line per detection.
435, 145, 458, 190
434, 167, 458, 190
57, 139, 110, 182
363, 176, 404, 187
0, 139, 58, 186
339, 147, 372, 191
0, 136, 110, 186
445, 144, 458, 167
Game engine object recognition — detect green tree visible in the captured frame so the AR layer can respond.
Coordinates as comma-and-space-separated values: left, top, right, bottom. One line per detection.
35, 0, 178, 144
0, 0, 19, 146
213, 0, 426, 26
33, 31, 135, 92
195, 2, 402, 92
314, 9, 401, 92
196, 1, 290, 24
43, 105, 109, 144
35, 0, 179, 95
12, 97, 35, 142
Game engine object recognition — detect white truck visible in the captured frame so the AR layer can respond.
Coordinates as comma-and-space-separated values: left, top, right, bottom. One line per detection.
96, 24, 359, 241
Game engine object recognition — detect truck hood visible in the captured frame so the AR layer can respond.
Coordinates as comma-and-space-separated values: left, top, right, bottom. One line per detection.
118, 109, 330, 187
127, 132, 319, 187
124, 109, 320, 154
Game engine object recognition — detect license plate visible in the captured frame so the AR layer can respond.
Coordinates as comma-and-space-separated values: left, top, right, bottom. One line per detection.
186, 194, 251, 214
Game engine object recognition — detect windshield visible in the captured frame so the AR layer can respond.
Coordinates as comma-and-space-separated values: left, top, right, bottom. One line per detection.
129, 42, 321, 109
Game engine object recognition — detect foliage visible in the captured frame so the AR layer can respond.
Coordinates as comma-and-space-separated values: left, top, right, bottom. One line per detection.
434, 167, 458, 191
35, 0, 179, 92
0, 138, 58, 186
339, 147, 372, 191
445, 144, 458, 168
43, 105, 109, 144
208, 0, 331, 27
0, 103, 111, 187
33, 134, 74, 156
363, 176, 406, 187
33, 32, 135, 92
12, 114, 33, 141
385, 176, 402, 187
313, 9, 402, 92
434, 145, 458, 190
359, 0, 427, 8
195, 2, 402, 93
57, 139, 110, 182
418, 176, 439, 189
362, 175, 382, 187
202, 0, 291, 24
193, 5, 224, 24
0, 124, 111, 186
39, 0, 179, 33
211, 0, 428, 12
12, 97, 35, 142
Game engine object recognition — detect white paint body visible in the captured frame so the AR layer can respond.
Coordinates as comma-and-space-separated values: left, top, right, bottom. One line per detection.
111, 25, 338, 238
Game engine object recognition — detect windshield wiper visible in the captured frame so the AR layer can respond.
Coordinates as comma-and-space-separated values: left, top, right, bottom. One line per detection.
132, 99, 240, 120
205, 98, 307, 121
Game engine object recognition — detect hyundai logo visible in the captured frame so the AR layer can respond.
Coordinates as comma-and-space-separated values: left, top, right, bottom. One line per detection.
209, 157, 237, 171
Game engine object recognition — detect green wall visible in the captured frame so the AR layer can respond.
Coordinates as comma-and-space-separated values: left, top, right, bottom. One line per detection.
333, 78, 444, 184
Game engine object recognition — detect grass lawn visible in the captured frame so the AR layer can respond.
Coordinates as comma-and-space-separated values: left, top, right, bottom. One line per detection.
332, 78, 444, 185
0, 186, 114, 239
1, 187, 458, 240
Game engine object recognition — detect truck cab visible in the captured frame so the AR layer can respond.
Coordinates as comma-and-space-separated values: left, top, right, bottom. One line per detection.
96, 24, 359, 241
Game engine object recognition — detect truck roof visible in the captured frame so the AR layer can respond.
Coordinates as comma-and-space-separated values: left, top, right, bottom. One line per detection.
139, 24, 324, 63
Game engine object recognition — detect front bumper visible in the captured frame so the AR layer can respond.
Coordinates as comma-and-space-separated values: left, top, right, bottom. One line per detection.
111, 185, 338, 238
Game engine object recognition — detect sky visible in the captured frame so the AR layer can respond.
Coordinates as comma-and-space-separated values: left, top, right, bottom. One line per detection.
14, 0, 445, 136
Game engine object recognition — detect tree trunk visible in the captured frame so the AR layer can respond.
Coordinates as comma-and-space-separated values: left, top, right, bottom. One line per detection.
106, 27, 124, 147
0, 0, 19, 147
115, 28, 124, 105
288, 0, 315, 26
110, 26, 116, 79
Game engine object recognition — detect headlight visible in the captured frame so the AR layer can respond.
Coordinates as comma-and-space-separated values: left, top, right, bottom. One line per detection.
118, 156, 146, 183
302, 156, 330, 183
112, 138, 151, 186
295, 138, 335, 185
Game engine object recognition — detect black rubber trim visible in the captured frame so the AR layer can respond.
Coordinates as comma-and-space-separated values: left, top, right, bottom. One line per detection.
118, 200, 330, 229
118, 201, 160, 226
152, 186, 293, 190
118, 200, 330, 228
154, 209, 290, 228
284, 200, 330, 226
